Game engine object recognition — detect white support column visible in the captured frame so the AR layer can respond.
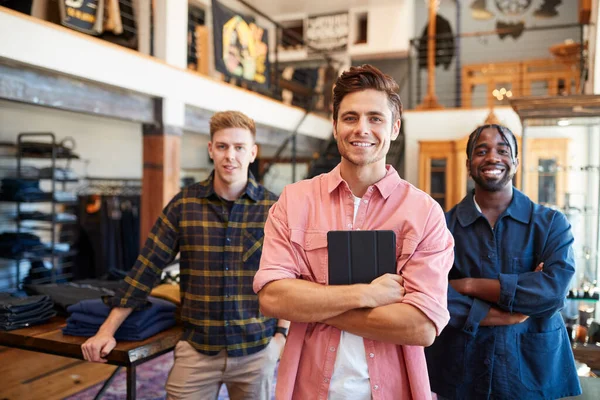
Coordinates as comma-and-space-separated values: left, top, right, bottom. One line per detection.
153, 0, 188, 127
589, 0, 600, 94
153, 0, 188, 69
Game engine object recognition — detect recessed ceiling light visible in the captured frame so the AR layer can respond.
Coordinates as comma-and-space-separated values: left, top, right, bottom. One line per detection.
557, 119, 571, 126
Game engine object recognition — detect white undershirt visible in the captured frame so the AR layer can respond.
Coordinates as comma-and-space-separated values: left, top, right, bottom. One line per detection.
473, 195, 482, 213
328, 195, 372, 400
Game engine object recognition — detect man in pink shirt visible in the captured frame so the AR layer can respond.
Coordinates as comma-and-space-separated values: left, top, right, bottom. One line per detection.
253, 64, 454, 400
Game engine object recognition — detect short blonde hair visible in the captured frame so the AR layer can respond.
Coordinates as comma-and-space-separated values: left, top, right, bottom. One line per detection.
209, 111, 256, 139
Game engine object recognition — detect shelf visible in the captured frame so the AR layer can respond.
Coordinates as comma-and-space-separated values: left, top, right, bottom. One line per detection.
13, 177, 79, 183
17, 218, 78, 225
0, 154, 81, 160
567, 298, 599, 303
0, 249, 77, 261
0, 198, 77, 205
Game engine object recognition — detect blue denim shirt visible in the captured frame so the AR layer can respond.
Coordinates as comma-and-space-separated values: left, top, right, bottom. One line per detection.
426, 189, 581, 400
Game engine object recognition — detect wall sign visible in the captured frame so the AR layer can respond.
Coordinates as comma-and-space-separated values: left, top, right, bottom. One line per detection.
305, 12, 349, 53
59, 0, 103, 35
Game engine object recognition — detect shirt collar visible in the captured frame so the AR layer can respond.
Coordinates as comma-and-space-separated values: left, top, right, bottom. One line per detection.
326, 164, 401, 199
198, 170, 262, 202
457, 188, 531, 227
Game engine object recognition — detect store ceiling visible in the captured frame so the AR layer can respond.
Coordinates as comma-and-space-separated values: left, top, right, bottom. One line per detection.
247, 0, 400, 16
509, 95, 600, 120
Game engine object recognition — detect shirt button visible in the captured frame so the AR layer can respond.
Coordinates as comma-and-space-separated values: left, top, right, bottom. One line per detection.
369, 188, 373, 192
484, 358, 491, 366
487, 253, 493, 259
323, 378, 329, 383
369, 353, 375, 358
224, 321, 229, 326
347, 223, 352, 228
225, 267, 229, 271
225, 293, 229, 298
226, 237, 231, 243
373, 384, 379, 390
329, 346, 336, 352
363, 199, 368, 204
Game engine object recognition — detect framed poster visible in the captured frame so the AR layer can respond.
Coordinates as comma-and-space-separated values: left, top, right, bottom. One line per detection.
212, 0, 270, 87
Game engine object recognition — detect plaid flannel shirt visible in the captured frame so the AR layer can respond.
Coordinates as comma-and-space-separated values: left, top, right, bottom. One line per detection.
105, 172, 279, 356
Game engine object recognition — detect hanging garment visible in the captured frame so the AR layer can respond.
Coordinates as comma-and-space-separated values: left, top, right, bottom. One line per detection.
418, 14, 455, 70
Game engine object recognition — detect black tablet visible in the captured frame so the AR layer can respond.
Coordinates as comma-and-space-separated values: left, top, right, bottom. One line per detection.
327, 230, 397, 285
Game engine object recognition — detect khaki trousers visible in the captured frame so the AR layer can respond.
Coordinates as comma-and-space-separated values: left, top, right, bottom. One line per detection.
165, 339, 279, 400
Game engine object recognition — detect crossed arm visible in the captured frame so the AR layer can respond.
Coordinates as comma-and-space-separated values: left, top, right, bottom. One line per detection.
258, 274, 437, 346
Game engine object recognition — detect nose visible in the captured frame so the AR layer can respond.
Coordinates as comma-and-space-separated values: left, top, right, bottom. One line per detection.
225, 147, 235, 160
356, 116, 370, 135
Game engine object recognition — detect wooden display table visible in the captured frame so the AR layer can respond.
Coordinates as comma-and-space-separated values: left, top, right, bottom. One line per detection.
0, 317, 182, 400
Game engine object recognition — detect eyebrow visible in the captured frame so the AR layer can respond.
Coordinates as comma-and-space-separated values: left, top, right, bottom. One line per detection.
474, 142, 509, 149
214, 142, 248, 146
340, 111, 386, 117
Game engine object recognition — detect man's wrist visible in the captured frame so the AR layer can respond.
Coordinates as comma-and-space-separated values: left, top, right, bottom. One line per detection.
275, 326, 288, 338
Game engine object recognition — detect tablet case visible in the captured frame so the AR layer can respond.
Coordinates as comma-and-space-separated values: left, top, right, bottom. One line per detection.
327, 230, 397, 285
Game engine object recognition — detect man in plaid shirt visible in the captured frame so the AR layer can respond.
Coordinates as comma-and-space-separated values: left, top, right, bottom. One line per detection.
82, 111, 288, 399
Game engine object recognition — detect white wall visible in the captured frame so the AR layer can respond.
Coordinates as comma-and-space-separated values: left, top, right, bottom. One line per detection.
0, 101, 143, 179
348, 1, 413, 59
402, 106, 523, 185
0, 8, 331, 139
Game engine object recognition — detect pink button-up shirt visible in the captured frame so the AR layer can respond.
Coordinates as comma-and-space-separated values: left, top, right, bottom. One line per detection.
254, 165, 454, 400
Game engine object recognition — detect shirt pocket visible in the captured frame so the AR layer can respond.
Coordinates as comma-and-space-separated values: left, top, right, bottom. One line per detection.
243, 228, 265, 264
517, 327, 574, 390
511, 253, 537, 274
290, 230, 328, 284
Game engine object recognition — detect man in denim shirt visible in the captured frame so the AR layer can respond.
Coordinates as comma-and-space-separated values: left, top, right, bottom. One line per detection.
426, 124, 582, 400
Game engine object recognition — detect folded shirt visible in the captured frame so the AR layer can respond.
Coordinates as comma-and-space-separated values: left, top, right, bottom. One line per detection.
68, 296, 176, 322
68, 309, 175, 331
63, 317, 175, 341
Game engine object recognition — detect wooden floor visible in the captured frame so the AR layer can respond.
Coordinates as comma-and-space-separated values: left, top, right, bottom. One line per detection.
0, 346, 116, 400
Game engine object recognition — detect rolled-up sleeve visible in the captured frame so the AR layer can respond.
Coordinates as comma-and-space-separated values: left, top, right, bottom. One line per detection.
253, 187, 301, 294
400, 203, 455, 335
446, 285, 491, 336
497, 212, 575, 317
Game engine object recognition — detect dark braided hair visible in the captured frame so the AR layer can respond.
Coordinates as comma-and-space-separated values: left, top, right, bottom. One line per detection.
466, 124, 518, 163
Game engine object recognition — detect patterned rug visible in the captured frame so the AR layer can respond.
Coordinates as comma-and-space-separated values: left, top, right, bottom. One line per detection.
65, 352, 277, 400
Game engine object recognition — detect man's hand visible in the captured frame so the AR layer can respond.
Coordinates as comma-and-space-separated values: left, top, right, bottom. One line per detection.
449, 277, 470, 295
362, 273, 405, 309
534, 262, 544, 272
481, 308, 529, 326
81, 333, 117, 363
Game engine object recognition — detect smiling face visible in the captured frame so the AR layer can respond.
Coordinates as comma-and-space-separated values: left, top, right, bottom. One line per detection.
333, 89, 400, 168
208, 127, 257, 189
468, 127, 518, 192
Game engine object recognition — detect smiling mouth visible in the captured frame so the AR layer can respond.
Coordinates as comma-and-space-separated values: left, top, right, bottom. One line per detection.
351, 142, 375, 147
480, 168, 504, 178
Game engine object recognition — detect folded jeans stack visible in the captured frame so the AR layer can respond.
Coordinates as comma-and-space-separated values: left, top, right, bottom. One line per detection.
63, 296, 176, 341
0, 294, 56, 331
0, 232, 43, 258
0, 178, 50, 202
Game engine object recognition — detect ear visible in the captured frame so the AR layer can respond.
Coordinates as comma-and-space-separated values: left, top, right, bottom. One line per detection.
207, 141, 214, 160
250, 143, 258, 163
332, 120, 338, 141
465, 158, 471, 176
391, 119, 401, 140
